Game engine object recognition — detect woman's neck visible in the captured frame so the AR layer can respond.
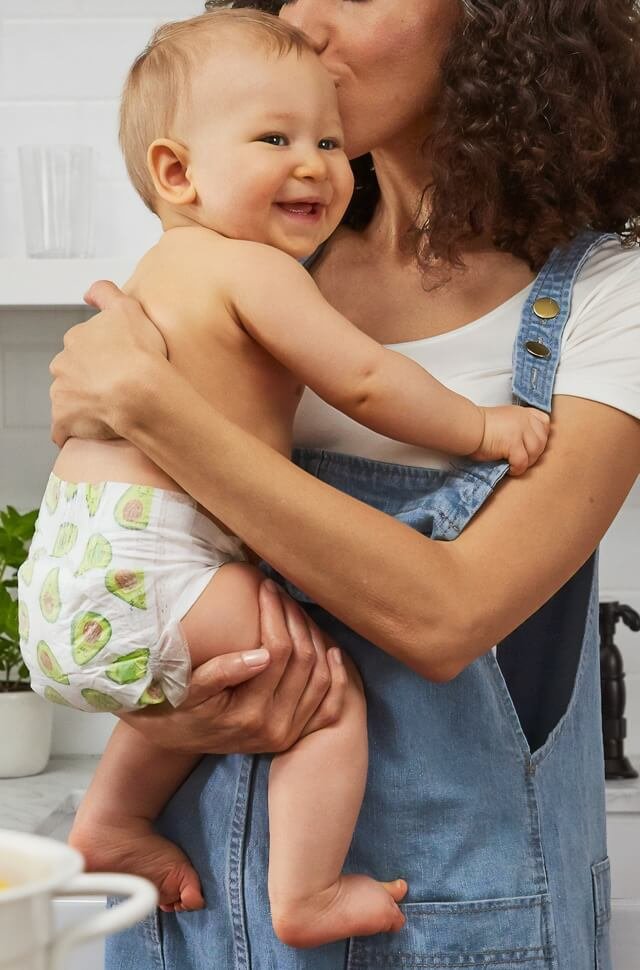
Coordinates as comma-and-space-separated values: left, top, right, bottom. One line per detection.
364, 126, 435, 258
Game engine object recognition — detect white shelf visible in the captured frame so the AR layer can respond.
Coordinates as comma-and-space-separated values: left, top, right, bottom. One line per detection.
0, 258, 134, 306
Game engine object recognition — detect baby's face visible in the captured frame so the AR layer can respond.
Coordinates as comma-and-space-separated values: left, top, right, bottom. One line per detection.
180, 44, 354, 259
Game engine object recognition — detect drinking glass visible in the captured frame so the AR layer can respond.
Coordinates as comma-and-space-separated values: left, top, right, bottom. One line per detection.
18, 146, 95, 258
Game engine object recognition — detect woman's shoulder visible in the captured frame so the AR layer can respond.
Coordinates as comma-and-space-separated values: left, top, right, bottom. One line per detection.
568, 237, 640, 334
555, 238, 640, 419
577, 236, 640, 297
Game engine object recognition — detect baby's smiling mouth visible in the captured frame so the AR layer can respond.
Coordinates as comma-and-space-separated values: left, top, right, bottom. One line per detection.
275, 200, 324, 219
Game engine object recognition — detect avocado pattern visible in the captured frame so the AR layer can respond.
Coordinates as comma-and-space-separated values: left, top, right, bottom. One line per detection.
71, 611, 112, 666
106, 648, 150, 685
85, 483, 106, 517
75, 534, 112, 576
138, 681, 166, 706
114, 486, 154, 531
81, 688, 122, 712
105, 569, 147, 610
44, 686, 74, 707
36, 641, 70, 684
44, 477, 61, 515
39, 568, 61, 623
19, 548, 46, 587
52, 522, 79, 557
18, 602, 29, 641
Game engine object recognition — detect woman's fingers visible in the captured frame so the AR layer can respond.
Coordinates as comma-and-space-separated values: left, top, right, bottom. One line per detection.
121, 584, 346, 756
297, 644, 347, 738
252, 580, 297, 692
83, 278, 127, 309
181, 648, 271, 708
49, 286, 169, 445
273, 593, 348, 740
117, 648, 273, 753
251, 580, 347, 749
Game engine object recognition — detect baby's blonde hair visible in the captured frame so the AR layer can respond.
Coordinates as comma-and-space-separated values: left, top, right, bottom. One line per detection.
119, 9, 315, 212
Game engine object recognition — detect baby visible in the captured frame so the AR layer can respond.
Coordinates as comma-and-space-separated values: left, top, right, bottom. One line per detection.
18, 9, 550, 949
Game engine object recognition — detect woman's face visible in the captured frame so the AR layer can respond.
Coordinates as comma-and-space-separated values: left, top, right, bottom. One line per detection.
278, 0, 461, 158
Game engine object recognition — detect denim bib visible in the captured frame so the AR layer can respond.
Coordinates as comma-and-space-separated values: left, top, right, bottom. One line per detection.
106, 231, 615, 970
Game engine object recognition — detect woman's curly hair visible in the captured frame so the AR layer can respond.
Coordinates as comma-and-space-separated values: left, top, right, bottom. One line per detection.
206, 0, 640, 271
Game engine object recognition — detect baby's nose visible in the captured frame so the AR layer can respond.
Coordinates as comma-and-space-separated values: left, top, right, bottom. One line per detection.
293, 151, 329, 181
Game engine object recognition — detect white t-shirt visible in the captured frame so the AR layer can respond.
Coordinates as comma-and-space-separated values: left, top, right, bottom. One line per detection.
293, 238, 640, 468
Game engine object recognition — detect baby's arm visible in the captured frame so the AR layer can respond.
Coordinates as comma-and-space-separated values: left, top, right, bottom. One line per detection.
226, 243, 549, 471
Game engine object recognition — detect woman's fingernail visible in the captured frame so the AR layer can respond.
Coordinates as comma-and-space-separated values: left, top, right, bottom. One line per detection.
262, 579, 279, 593
243, 648, 270, 667
329, 648, 343, 665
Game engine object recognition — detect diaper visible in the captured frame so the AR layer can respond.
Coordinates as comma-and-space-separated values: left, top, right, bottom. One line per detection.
18, 473, 246, 713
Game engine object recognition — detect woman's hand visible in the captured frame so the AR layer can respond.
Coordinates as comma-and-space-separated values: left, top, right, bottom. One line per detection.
49, 280, 168, 448
117, 580, 348, 755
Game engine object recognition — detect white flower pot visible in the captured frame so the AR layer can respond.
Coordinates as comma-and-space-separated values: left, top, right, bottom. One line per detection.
0, 689, 53, 778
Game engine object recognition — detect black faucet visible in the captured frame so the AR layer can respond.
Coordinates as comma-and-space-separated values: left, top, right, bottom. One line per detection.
599, 601, 640, 780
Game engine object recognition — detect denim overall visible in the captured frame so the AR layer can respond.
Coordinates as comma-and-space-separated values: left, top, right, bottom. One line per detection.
106, 231, 614, 970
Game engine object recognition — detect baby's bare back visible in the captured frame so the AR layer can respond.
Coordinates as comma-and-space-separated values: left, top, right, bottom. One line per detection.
54, 227, 302, 504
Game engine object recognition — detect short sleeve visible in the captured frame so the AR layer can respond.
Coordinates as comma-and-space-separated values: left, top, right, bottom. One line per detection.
554, 246, 640, 420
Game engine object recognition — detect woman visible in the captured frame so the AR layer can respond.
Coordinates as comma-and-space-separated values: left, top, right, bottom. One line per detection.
50, 1, 640, 968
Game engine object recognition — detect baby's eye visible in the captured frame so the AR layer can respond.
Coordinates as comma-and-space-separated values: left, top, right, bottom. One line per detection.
318, 138, 341, 151
259, 134, 289, 147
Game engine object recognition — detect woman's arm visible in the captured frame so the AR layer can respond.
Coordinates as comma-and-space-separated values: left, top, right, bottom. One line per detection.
51, 287, 640, 682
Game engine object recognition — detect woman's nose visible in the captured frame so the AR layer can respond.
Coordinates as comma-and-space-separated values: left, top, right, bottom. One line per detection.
279, 2, 330, 54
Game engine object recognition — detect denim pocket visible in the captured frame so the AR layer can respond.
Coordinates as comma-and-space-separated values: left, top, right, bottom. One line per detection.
346, 892, 556, 969
591, 857, 612, 970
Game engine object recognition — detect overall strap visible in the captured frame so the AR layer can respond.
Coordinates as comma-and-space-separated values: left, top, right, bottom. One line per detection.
512, 230, 617, 410
301, 239, 329, 272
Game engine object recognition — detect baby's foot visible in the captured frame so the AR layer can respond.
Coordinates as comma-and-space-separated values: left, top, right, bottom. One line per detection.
69, 814, 205, 913
270, 874, 407, 948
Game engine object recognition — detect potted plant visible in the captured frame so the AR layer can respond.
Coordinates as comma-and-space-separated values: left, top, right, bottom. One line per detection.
0, 504, 54, 778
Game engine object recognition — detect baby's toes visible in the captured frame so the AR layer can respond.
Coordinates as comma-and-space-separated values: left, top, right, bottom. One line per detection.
158, 862, 204, 912
179, 877, 205, 911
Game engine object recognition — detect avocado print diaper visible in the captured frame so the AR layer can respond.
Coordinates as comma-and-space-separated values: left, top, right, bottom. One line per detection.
18, 473, 246, 713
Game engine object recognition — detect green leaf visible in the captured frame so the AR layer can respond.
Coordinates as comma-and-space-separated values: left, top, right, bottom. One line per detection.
0, 504, 38, 688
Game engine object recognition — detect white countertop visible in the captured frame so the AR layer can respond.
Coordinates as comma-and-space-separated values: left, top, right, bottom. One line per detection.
604, 768, 640, 814
0, 754, 639, 836
0, 755, 99, 834
0, 258, 133, 305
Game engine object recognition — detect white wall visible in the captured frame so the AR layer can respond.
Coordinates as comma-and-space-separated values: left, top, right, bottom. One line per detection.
0, 0, 204, 754
1, 1, 639, 758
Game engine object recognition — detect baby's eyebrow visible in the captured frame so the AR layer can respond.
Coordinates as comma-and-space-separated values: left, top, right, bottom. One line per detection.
261, 110, 299, 122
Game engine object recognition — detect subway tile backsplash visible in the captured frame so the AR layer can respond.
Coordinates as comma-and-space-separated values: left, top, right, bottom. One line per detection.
0, 1, 638, 756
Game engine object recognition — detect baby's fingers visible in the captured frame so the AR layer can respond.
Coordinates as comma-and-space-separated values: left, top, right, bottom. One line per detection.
523, 427, 546, 465
529, 407, 550, 426
507, 442, 530, 476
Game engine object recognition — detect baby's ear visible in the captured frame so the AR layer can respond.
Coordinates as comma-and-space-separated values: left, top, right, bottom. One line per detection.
147, 139, 197, 206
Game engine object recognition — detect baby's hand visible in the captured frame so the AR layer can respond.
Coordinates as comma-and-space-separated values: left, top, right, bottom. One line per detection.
470, 406, 551, 475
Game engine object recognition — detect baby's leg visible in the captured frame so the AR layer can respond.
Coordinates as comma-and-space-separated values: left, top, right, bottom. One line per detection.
70, 562, 264, 913
268, 654, 407, 948
70, 721, 206, 912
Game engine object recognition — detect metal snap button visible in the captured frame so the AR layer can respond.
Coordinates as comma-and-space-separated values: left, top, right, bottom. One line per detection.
532, 297, 560, 320
525, 340, 552, 359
